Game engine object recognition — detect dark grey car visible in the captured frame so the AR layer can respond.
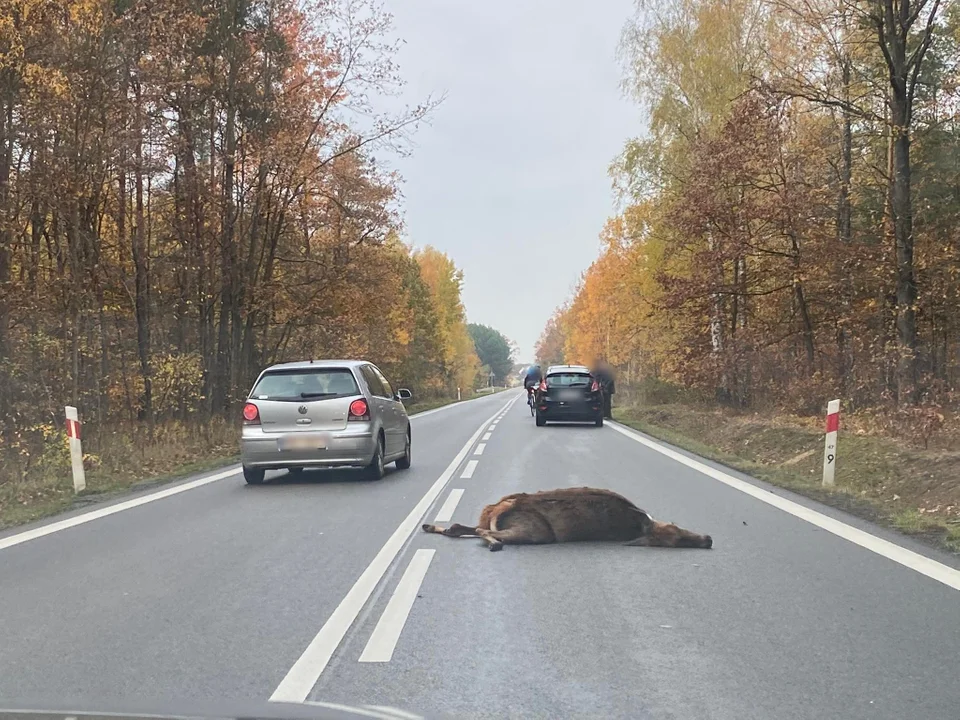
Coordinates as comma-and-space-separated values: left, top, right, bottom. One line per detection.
240, 360, 412, 484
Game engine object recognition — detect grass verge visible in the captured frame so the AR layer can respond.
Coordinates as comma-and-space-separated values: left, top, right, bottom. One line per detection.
1, 387, 517, 532
406, 386, 510, 416
406, 397, 460, 415
613, 403, 960, 554
0, 419, 237, 532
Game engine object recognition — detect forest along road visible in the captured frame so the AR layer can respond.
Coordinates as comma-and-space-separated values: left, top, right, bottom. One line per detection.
2, 390, 959, 720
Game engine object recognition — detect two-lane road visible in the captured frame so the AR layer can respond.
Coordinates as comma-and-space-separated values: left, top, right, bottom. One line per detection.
2, 391, 959, 719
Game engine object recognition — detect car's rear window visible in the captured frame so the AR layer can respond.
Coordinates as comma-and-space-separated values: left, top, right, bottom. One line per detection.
546, 372, 592, 387
250, 368, 360, 400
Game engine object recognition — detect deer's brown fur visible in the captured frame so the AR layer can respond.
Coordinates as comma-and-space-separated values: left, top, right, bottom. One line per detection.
422, 486, 712, 552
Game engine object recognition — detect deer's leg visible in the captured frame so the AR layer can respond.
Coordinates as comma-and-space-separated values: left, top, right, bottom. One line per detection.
421, 522, 480, 537
626, 521, 712, 549
476, 512, 555, 552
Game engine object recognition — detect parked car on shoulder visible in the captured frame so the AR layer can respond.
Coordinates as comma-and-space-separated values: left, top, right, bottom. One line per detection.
240, 360, 412, 484
534, 364, 603, 427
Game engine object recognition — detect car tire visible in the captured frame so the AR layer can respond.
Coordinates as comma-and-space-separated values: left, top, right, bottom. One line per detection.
595, 415, 604, 427
535, 411, 546, 427
364, 435, 386, 480
243, 466, 265, 485
395, 428, 412, 470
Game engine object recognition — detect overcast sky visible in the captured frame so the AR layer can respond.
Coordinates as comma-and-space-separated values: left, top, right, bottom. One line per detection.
382, 0, 642, 362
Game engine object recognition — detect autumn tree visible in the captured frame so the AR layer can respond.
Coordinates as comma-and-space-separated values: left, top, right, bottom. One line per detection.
414, 246, 481, 395
467, 323, 513, 383
562, 205, 672, 384
535, 308, 568, 367
763, 0, 950, 403
542, 0, 960, 421
0, 0, 468, 492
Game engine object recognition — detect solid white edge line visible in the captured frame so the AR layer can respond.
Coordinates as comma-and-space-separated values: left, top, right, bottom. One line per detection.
409, 390, 512, 420
302, 701, 417, 720
433, 489, 465, 524
607, 421, 960, 592
0, 466, 241, 551
358, 549, 436, 663
0, 391, 523, 553
363, 707, 425, 720
408, 404, 463, 420
269, 395, 519, 703
482, 432, 492, 441
460, 460, 478, 479
474, 443, 486, 455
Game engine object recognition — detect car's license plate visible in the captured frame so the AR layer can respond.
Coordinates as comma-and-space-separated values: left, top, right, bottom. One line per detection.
279, 433, 328, 451
559, 390, 580, 401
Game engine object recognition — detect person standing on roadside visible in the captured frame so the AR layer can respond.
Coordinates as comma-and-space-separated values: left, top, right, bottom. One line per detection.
592, 358, 615, 419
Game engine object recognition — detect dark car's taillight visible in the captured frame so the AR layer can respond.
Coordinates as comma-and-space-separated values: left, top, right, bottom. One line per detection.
591, 380, 600, 393
349, 398, 370, 421
538, 380, 547, 391
243, 402, 260, 425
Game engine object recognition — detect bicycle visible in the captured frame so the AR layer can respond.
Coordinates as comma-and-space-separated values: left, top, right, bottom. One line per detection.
527, 387, 537, 416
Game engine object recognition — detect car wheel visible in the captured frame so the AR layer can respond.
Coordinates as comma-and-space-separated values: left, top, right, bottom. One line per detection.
595, 415, 604, 427
395, 428, 412, 470
364, 435, 386, 480
535, 411, 546, 427
243, 466, 265, 485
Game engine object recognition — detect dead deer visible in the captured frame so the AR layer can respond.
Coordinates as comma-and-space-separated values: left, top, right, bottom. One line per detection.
422, 486, 713, 552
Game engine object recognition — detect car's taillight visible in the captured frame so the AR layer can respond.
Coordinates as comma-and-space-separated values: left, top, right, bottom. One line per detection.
538, 380, 547, 391
243, 402, 260, 424
349, 398, 370, 421
591, 380, 600, 392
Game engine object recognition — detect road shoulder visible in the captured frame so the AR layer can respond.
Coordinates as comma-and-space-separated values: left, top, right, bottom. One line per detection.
614, 405, 960, 556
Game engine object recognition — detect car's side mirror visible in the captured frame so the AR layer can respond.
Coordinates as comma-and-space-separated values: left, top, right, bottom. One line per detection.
397, 388, 413, 400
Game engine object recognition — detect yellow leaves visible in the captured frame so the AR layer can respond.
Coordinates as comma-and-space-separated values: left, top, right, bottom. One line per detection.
66, 0, 104, 28
541, 205, 679, 377
535, 308, 567, 366
414, 246, 481, 391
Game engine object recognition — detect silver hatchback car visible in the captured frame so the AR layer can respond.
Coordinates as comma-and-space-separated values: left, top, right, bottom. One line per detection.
240, 360, 413, 484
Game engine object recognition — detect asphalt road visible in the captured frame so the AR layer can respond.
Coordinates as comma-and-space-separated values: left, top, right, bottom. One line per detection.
2, 390, 959, 720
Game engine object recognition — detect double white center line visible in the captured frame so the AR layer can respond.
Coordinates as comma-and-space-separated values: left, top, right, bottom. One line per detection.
357, 398, 514, 668
438, 409, 502, 515
359, 549, 436, 663
444, 402, 509, 509
270, 393, 520, 703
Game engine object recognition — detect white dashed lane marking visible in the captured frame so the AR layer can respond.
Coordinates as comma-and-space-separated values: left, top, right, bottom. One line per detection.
433, 489, 464, 523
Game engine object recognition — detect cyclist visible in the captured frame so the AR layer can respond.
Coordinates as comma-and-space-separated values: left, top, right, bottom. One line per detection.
523, 364, 544, 405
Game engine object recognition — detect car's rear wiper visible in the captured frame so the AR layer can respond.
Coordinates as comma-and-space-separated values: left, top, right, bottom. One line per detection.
300, 392, 338, 398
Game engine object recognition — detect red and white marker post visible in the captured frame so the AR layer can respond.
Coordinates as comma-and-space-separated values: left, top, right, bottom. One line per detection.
65, 405, 86, 493
822, 399, 840, 487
